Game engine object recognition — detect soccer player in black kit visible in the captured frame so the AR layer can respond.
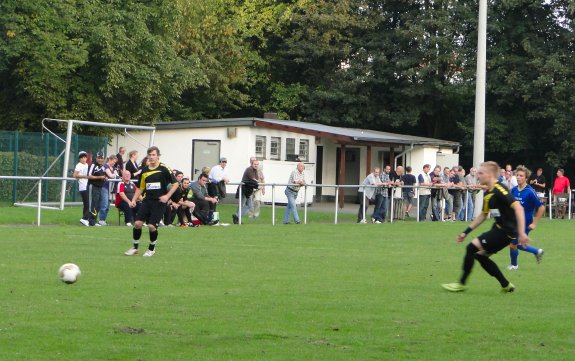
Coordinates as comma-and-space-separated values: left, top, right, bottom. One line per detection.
124, 146, 179, 257
442, 161, 530, 293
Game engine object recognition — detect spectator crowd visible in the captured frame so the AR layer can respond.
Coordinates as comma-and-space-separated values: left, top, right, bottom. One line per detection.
74, 148, 572, 226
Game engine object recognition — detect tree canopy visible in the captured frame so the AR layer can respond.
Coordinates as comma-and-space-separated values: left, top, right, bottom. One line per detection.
0, 0, 573, 168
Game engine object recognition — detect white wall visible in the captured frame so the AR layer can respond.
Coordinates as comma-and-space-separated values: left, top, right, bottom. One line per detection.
109, 126, 317, 198
409, 147, 458, 177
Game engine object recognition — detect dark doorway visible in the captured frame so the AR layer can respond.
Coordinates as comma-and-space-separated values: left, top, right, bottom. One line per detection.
336, 147, 360, 202
315, 146, 323, 201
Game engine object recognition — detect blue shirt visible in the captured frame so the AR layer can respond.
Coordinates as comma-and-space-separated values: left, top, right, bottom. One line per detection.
511, 184, 543, 231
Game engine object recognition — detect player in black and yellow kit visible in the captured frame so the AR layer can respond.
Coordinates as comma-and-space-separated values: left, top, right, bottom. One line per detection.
124, 146, 179, 257
442, 161, 530, 293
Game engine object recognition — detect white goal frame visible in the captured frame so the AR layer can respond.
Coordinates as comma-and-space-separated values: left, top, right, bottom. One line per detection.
27, 118, 156, 210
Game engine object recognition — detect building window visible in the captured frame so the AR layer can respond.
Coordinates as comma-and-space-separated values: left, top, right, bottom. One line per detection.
286, 138, 296, 160
255, 135, 266, 160
270, 137, 281, 160
299, 139, 309, 162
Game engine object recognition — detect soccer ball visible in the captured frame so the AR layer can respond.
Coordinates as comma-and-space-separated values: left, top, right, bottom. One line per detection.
58, 263, 81, 284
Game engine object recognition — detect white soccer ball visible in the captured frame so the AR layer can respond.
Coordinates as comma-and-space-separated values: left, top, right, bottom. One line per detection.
58, 263, 81, 284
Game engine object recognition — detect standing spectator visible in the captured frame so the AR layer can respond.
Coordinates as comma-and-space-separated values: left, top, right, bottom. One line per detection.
124, 146, 179, 257
417, 164, 432, 221
464, 167, 480, 220
373, 167, 390, 223
505, 164, 518, 189
125, 150, 141, 179
73, 151, 91, 226
391, 166, 405, 219
115, 170, 141, 226
233, 159, 260, 224
190, 173, 219, 225
115, 147, 126, 173
283, 162, 306, 224
209, 157, 230, 200
401, 166, 417, 218
248, 157, 266, 218
508, 165, 545, 270
499, 169, 509, 187
380, 165, 394, 220
449, 167, 464, 221
552, 168, 571, 219
441, 167, 454, 220
358, 167, 383, 223
529, 167, 546, 198
87, 152, 106, 226
430, 165, 444, 221
98, 154, 118, 226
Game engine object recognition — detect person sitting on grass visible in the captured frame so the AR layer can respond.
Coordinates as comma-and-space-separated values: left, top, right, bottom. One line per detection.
190, 173, 219, 225
176, 177, 196, 227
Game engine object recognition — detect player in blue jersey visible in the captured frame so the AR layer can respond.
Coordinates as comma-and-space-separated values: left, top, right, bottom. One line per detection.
508, 165, 545, 270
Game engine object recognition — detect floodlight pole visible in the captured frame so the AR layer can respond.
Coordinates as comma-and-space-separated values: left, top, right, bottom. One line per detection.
473, 0, 487, 216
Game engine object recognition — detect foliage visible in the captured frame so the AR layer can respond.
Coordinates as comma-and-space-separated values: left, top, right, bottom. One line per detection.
0, 0, 574, 167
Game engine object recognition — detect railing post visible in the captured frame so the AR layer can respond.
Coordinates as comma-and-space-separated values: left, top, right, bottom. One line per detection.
271, 184, 275, 225
390, 186, 395, 224
362, 189, 366, 222
37, 179, 42, 227
464, 189, 469, 221
569, 190, 572, 220
238, 183, 243, 224
416, 186, 420, 222
304, 185, 308, 225
334, 186, 339, 225
548, 189, 552, 220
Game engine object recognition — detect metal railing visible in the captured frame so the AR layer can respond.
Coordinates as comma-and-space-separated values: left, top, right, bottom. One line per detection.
2, 175, 571, 226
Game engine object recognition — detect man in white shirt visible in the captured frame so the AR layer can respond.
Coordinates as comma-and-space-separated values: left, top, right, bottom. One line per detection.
209, 157, 230, 199
417, 164, 433, 221
73, 151, 90, 226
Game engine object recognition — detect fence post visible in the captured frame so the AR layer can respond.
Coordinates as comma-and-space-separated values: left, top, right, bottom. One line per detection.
304, 184, 308, 225
334, 186, 339, 225
238, 183, 243, 224
390, 186, 395, 223
271, 184, 275, 226
569, 190, 572, 220
37, 179, 42, 227
12, 131, 19, 204
362, 189, 366, 222
548, 189, 552, 220
416, 186, 420, 222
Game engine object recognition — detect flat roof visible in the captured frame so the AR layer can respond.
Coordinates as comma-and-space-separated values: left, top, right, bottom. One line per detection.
156, 118, 460, 148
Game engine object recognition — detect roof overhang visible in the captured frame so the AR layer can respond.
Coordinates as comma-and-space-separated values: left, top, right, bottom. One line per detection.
154, 117, 460, 149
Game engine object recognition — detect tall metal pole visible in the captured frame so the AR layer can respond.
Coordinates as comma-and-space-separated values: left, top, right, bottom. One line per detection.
473, 0, 487, 216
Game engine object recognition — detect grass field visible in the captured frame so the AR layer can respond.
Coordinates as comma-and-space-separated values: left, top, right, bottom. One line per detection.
1, 205, 573, 360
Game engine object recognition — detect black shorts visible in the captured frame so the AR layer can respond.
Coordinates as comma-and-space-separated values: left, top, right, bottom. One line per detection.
136, 198, 167, 227
477, 227, 516, 254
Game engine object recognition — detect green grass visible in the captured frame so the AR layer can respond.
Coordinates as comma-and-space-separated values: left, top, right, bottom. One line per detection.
0, 205, 573, 360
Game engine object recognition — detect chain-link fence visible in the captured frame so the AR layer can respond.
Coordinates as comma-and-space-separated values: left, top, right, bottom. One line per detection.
0, 131, 108, 203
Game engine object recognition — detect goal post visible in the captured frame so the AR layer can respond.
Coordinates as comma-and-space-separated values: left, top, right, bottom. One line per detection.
41, 118, 156, 210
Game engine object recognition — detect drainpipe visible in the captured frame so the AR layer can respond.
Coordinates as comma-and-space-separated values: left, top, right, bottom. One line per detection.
394, 144, 414, 169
